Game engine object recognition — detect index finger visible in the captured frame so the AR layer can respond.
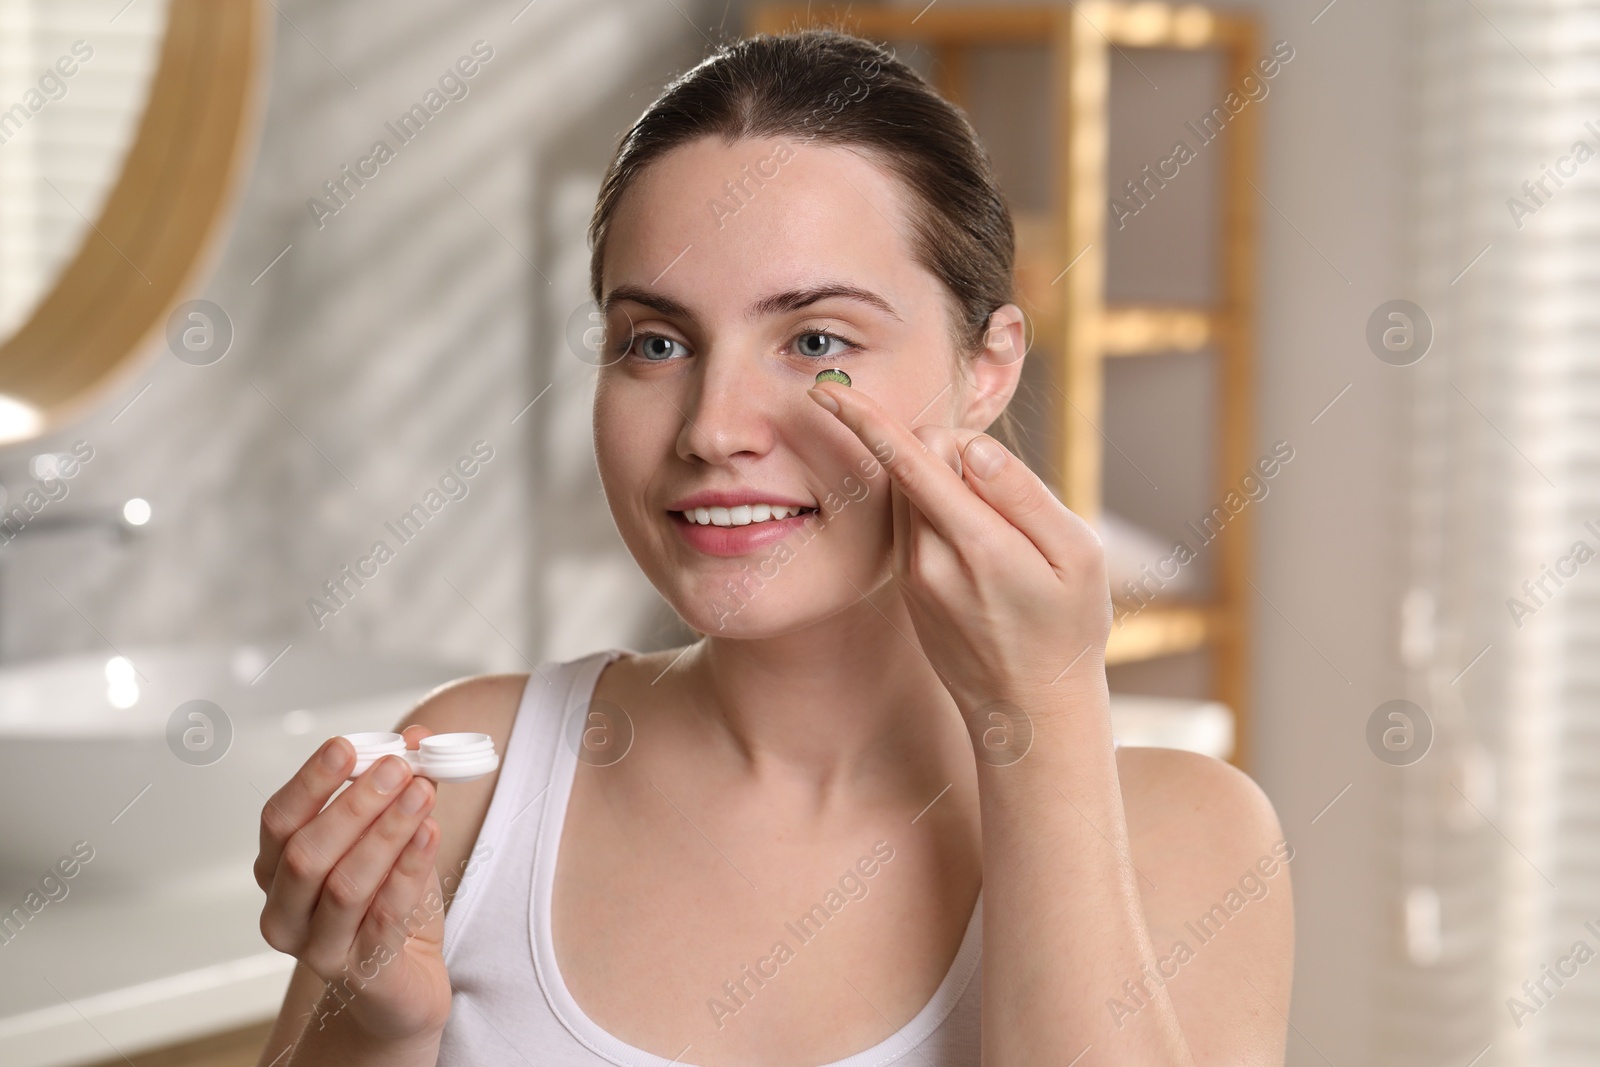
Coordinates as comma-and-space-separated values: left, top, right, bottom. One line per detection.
808, 380, 992, 545
254, 735, 354, 891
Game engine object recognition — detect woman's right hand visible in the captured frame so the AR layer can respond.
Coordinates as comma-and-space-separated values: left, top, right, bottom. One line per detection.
255, 725, 452, 1043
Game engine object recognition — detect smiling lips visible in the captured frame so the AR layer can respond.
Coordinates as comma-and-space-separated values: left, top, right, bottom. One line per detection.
666, 496, 820, 557
675, 502, 815, 527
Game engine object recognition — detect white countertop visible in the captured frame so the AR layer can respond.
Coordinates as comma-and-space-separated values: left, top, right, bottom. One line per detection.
0, 866, 293, 1067
1108, 692, 1235, 760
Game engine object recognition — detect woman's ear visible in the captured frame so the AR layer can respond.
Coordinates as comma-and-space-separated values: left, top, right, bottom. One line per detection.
958, 303, 1027, 433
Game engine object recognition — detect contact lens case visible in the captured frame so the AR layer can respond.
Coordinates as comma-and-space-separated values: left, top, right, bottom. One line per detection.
340, 731, 499, 783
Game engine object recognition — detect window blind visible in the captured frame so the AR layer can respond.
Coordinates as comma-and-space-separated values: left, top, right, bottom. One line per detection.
1387, 3, 1600, 1064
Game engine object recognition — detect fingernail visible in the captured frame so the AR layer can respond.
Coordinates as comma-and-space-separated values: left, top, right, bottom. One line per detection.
399, 778, 429, 815
807, 387, 840, 414
372, 755, 408, 794
964, 436, 1006, 479
322, 738, 349, 771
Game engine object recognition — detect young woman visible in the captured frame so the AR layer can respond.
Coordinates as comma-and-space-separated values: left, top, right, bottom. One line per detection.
254, 28, 1293, 1067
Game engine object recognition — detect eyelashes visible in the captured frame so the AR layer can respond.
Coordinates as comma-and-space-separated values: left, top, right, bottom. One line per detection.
614, 328, 861, 364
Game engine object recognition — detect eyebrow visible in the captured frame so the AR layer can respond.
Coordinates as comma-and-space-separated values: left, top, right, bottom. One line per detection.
602, 282, 903, 324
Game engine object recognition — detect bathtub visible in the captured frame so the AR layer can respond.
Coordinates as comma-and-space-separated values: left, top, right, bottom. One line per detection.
0, 643, 475, 894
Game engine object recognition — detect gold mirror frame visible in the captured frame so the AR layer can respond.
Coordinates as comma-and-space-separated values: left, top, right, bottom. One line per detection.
0, 0, 266, 442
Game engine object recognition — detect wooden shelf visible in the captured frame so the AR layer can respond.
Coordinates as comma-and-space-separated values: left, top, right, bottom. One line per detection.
748, 3, 1256, 48
1101, 306, 1217, 355
1106, 602, 1225, 664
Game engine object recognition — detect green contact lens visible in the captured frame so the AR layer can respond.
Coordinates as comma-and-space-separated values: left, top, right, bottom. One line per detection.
815, 368, 851, 387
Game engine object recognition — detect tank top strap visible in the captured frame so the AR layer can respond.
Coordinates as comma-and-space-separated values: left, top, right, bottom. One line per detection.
441, 648, 626, 964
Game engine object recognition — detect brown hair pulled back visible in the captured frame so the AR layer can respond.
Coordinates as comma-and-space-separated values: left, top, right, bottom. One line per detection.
588, 27, 1021, 447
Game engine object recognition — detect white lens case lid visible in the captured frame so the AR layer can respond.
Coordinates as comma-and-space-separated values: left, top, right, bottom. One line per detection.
341, 731, 499, 783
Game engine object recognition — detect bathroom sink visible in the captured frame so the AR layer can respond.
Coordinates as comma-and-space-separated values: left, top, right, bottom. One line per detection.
0, 643, 475, 895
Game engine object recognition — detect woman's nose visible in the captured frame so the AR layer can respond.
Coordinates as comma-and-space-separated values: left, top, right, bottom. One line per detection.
676, 359, 781, 464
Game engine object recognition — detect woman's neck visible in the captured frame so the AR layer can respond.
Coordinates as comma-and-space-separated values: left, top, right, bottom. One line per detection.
666, 582, 974, 815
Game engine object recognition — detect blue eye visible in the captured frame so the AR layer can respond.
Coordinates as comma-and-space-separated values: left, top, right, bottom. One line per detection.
619, 329, 858, 363
793, 331, 856, 360
619, 333, 686, 362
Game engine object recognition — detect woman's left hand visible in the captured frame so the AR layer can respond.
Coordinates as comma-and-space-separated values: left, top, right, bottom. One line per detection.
807, 380, 1113, 724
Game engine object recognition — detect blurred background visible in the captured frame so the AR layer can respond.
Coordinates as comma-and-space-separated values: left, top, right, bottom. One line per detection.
0, 0, 1592, 1063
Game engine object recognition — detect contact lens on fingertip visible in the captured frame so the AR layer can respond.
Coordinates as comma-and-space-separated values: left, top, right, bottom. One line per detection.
815, 368, 850, 387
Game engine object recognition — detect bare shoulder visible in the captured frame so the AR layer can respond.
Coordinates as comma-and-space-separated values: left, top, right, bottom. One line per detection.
1115, 746, 1285, 850
1115, 747, 1295, 1065
393, 672, 531, 913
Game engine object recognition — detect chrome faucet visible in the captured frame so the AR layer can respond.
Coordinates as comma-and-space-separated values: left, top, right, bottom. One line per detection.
0, 488, 148, 660
0, 497, 149, 546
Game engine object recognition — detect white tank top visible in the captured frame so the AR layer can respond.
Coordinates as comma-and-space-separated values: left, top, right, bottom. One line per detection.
435, 647, 984, 1066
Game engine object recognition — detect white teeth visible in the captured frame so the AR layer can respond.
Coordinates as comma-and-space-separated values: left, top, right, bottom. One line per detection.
682, 504, 811, 527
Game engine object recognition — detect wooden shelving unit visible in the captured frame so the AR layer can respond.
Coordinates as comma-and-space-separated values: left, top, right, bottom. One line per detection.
748, 2, 1261, 770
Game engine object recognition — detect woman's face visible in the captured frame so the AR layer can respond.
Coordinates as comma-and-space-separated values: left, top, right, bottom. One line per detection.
593, 134, 1016, 637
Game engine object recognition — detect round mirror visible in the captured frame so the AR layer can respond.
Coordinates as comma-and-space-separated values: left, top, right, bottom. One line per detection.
0, 0, 265, 444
